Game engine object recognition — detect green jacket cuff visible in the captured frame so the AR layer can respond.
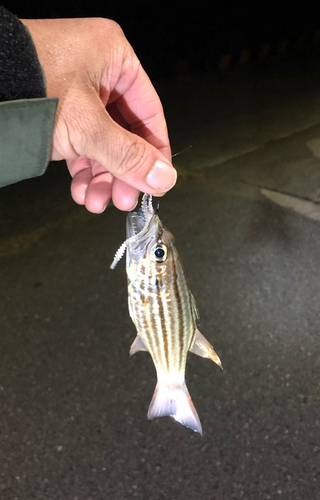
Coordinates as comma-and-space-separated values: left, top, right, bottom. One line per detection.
0, 97, 58, 187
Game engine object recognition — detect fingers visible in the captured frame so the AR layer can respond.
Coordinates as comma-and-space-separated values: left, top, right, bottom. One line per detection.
69, 90, 177, 196
84, 170, 113, 213
112, 178, 140, 211
68, 157, 113, 213
112, 62, 172, 162
68, 157, 93, 205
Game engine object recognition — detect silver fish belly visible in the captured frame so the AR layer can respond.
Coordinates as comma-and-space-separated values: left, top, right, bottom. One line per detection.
111, 194, 222, 434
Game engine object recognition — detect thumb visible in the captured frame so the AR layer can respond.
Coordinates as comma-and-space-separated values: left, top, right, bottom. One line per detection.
69, 91, 177, 194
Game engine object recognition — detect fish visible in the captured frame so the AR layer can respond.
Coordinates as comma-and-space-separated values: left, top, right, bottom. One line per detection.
110, 194, 222, 434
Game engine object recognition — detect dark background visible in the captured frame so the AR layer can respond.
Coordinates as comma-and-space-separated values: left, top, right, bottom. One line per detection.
0, 2, 320, 499
3, 0, 320, 78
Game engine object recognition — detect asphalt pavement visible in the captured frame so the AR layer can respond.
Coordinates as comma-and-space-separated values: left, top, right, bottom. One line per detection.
0, 54, 319, 499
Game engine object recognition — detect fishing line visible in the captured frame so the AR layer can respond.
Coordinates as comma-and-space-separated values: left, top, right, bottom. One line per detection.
171, 145, 192, 158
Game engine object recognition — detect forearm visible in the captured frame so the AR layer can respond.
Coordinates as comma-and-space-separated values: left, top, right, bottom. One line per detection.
0, 7, 58, 187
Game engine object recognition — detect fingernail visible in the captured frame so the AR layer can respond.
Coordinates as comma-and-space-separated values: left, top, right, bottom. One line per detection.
98, 202, 108, 213
146, 161, 177, 191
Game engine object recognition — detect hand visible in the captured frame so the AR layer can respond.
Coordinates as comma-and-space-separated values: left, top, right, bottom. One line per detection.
21, 18, 176, 213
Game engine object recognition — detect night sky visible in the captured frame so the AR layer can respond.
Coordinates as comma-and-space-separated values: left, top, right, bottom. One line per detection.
2, 1, 320, 78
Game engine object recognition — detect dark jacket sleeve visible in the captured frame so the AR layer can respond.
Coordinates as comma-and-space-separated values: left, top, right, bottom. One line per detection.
0, 6, 58, 187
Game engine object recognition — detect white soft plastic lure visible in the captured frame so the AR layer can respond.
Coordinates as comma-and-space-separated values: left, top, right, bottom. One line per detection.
111, 194, 222, 434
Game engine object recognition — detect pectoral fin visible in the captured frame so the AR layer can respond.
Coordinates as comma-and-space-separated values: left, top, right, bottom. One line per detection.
190, 329, 223, 369
129, 335, 148, 356
190, 292, 200, 322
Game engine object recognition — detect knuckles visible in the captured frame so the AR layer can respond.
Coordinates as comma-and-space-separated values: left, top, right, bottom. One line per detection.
116, 139, 148, 177
89, 17, 126, 46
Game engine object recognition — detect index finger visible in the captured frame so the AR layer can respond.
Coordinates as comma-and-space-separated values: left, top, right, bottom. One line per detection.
112, 58, 172, 163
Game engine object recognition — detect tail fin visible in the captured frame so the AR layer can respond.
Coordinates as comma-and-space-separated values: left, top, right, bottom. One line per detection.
147, 382, 202, 434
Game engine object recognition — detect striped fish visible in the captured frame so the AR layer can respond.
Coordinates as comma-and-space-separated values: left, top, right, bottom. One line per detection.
111, 194, 222, 434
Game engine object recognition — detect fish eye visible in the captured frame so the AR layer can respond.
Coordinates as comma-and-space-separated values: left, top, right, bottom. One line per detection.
150, 244, 168, 263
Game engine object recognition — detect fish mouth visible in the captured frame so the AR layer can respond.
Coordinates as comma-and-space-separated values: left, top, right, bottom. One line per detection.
126, 208, 149, 239
126, 210, 162, 248
126, 194, 157, 239
126, 194, 163, 252
111, 194, 158, 269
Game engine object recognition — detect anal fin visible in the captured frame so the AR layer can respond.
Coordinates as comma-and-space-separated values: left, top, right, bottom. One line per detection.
190, 329, 223, 369
129, 335, 148, 356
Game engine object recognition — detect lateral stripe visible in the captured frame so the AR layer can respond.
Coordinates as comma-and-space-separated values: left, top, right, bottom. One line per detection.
147, 259, 162, 368
135, 255, 154, 358
157, 282, 169, 371
172, 257, 185, 372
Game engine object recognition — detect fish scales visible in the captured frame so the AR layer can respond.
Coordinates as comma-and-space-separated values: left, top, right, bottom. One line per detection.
172, 257, 194, 372
111, 194, 222, 434
140, 251, 188, 377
